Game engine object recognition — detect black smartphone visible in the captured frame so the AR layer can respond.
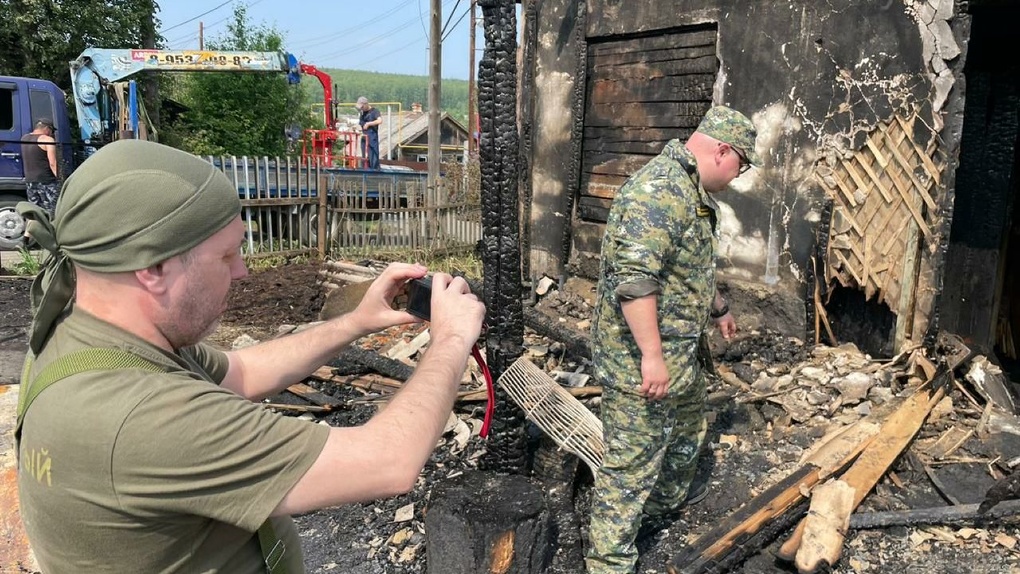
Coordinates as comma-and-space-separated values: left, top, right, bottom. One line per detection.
405, 276, 433, 321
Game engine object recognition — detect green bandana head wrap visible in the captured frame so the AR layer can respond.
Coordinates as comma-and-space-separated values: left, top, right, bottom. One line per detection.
17, 139, 242, 354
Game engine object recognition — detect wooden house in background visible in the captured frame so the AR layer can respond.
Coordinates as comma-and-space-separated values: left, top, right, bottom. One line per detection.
377, 103, 471, 167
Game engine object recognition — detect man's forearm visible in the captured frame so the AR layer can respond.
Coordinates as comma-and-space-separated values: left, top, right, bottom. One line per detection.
222, 313, 367, 399
620, 295, 662, 359
365, 334, 472, 470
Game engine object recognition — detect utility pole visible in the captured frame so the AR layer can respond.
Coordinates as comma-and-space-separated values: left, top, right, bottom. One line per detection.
199, 22, 204, 50
140, 1, 159, 139
468, 1, 476, 156
428, 0, 442, 209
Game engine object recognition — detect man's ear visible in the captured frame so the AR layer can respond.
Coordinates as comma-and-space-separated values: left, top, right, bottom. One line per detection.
715, 143, 730, 166
135, 262, 170, 295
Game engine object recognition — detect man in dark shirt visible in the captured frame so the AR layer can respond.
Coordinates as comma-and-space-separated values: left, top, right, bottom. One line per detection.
356, 96, 382, 169
20, 118, 59, 215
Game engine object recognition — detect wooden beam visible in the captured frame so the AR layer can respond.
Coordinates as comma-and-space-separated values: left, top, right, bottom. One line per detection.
666, 416, 881, 574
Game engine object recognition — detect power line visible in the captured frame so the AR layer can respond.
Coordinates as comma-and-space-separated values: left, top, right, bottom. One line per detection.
165, 0, 268, 50
359, 37, 423, 67
162, 0, 234, 33
440, 0, 462, 38
306, 0, 458, 63
287, 0, 417, 51
441, 3, 470, 42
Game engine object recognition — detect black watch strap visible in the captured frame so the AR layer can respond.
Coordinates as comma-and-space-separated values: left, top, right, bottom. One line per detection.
710, 303, 729, 319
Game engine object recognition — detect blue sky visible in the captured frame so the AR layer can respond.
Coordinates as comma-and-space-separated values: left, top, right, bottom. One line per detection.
157, 0, 478, 79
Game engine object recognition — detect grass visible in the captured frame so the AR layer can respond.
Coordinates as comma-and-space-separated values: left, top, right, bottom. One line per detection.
8, 247, 41, 276
335, 246, 483, 280
244, 254, 314, 273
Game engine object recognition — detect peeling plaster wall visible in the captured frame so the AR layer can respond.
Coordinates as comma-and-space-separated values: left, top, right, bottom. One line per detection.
521, 0, 964, 338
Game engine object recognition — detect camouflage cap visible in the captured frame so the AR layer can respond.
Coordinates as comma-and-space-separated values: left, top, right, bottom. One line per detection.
695, 105, 762, 166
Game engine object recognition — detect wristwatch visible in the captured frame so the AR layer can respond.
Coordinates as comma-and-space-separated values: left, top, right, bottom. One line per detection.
710, 303, 729, 319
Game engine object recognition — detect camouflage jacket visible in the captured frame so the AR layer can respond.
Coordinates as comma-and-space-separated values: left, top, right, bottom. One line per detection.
590, 139, 718, 368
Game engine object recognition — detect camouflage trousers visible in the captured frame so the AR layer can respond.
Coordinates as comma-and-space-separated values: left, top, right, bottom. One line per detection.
26, 181, 60, 216
586, 340, 708, 574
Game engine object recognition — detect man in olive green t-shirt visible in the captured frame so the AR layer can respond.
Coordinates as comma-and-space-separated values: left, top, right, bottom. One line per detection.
15, 140, 486, 573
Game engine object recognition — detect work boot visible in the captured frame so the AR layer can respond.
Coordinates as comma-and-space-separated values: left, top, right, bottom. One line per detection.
637, 483, 709, 541
683, 482, 709, 506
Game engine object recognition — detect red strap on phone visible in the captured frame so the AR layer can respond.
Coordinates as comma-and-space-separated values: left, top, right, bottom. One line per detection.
471, 344, 495, 438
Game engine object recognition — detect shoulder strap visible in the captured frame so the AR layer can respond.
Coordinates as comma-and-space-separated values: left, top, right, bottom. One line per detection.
16, 348, 167, 441
16, 347, 288, 574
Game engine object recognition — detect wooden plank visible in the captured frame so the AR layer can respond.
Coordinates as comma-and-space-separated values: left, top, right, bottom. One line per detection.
578, 197, 613, 222
864, 134, 889, 169
590, 74, 716, 104
841, 160, 874, 203
795, 480, 856, 573
834, 249, 864, 287
587, 102, 711, 126
588, 29, 717, 55
586, 111, 710, 130
894, 115, 941, 186
894, 217, 921, 344
264, 403, 333, 413
883, 131, 938, 211
286, 381, 343, 407
583, 179, 625, 200
582, 133, 677, 155
572, 220, 606, 253
855, 151, 894, 204
584, 152, 653, 177
590, 46, 718, 68
828, 170, 859, 208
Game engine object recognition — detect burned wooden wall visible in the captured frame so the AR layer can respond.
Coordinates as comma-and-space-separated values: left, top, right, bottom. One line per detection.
939, 2, 1020, 353
520, 0, 979, 352
577, 28, 717, 223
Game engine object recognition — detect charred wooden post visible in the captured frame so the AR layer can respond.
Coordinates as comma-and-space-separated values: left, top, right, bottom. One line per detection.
477, 0, 527, 473
425, 470, 554, 574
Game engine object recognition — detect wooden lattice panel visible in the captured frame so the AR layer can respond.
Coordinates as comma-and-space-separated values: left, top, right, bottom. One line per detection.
817, 114, 942, 313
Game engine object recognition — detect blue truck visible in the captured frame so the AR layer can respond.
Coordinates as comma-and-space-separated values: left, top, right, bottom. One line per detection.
0, 76, 75, 249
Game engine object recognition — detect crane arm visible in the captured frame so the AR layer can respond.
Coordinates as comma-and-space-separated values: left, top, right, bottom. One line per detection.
70, 48, 300, 145
298, 63, 334, 128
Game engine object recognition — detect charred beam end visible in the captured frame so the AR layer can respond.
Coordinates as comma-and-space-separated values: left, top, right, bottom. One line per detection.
425, 470, 555, 574
330, 346, 414, 381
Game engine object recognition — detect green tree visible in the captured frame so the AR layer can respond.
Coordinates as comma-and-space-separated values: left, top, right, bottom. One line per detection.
315, 69, 469, 125
164, 5, 307, 157
0, 0, 158, 93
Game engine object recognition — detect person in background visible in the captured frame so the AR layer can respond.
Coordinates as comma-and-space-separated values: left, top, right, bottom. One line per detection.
20, 118, 59, 215
16, 139, 485, 573
586, 105, 761, 574
356, 96, 383, 169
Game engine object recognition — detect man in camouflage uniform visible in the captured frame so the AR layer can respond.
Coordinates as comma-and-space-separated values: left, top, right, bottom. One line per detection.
586, 105, 761, 574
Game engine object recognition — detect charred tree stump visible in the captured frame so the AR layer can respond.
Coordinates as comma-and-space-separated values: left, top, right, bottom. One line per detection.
425, 470, 554, 574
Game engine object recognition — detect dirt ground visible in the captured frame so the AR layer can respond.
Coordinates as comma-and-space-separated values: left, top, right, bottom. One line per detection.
3, 261, 1020, 573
